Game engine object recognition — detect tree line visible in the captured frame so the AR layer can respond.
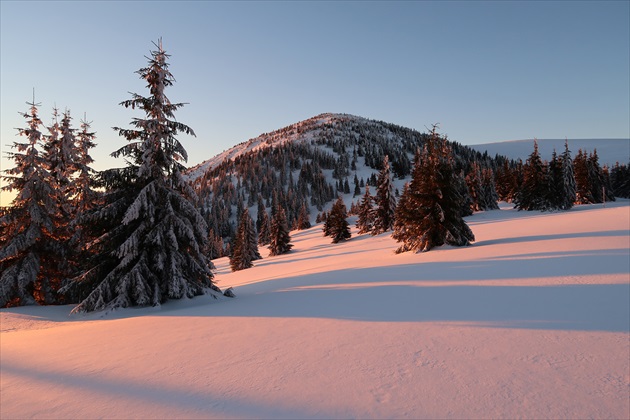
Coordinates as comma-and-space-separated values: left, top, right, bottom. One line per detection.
2, 40, 628, 311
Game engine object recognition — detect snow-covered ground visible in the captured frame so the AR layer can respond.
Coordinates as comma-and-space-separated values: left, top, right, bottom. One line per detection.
2, 201, 629, 419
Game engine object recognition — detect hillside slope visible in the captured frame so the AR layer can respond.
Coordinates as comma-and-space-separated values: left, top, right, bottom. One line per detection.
2, 201, 629, 419
185, 114, 628, 248
185, 113, 503, 244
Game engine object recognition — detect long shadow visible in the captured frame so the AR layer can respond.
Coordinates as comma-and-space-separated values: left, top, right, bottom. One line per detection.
477, 230, 629, 247
1, 363, 319, 419
224, 284, 629, 332
162, 249, 630, 333
467, 201, 629, 225
236, 249, 629, 287
5, 244, 628, 334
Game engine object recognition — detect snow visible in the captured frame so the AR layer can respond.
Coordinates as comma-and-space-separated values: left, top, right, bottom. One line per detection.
2, 201, 629, 419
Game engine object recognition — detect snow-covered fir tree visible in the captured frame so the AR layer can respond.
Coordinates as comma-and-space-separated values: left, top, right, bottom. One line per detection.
0, 99, 65, 307
371, 155, 396, 235
63, 40, 216, 313
230, 208, 261, 271
60, 115, 101, 302
268, 204, 292, 256
323, 196, 351, 244
49, 109, 86, 278
355, 184, 374, 234
72, 115, 99, 217
392, 127, 474, 253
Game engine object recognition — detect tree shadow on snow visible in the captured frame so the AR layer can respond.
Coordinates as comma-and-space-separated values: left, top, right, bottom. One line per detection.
201, 249, 630, 333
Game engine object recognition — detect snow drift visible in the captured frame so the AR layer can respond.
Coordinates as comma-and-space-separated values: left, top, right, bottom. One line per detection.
1, 201, 629, 419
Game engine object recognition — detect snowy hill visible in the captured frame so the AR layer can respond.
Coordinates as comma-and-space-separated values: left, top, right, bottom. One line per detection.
2, 201, 629, 419
469, 138, 630, 167
185, 113, 503, 244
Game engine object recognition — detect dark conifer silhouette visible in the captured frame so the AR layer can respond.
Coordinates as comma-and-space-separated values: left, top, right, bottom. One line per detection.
392, 126, 474, 253
371, 155, 396, 235
268, 205, 292, 256
230, 208, 261, 271
514, 140, 550, 211
323, 196, 351, 244
355, 185, 374, 234
258, 210, 271, 245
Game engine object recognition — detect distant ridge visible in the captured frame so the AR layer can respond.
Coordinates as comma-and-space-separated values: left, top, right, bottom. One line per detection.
469, 138, 630, 167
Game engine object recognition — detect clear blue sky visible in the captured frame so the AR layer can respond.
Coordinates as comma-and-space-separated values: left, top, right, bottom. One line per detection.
1, 1, 629, 205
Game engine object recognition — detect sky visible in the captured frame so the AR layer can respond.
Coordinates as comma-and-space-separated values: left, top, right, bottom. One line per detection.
1, 0, 629, 206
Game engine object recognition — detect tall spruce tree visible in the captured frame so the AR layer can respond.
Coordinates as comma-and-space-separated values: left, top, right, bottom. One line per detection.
72, 115, 99, 217
0, 99, 65, 306
610, 162, 630, 198
480, 168, 500, 210
496, 160, 517, 202
230, 208, 261, 271
514, 140, 551, 211
258, 210, 271, 245
547, 150, 563, 210
323, 196, 351, 244
559, 140, 576, 210
64, 40, 215, 313
355, 184, 374, 234
574, 149, 593, 204
392, 127, 474, 253
268, 205, 292, 256
371, 155, 396, 235
465, 161, 483, 212
296, 202, 311, 230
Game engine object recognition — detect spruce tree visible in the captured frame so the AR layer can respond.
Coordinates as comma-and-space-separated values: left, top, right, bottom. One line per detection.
64, 40, 215, 313
230, 209, 260, 271
574, 149, 593, 204
514, 140, 550, 211
324, 196, 351, 244
457, 169, 474, 217
559, 140, 576, 210
72, 115, 99, 217
0, 99, 65, 306
610, 162, 630, 198
296, 202, 311, 230
256, 194, 265, 232
258, 210, 271, 245
245, 208, 262, 262
480, 168, 500, 210
268, 205, 293, 256
355, 185, 374, 234
496, 160, 517, 202
465, 161, 483, 212
547, 150, 563, 210
371, 155, 396, 235
392, 127, 474, 253
207, 230, 223, 260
